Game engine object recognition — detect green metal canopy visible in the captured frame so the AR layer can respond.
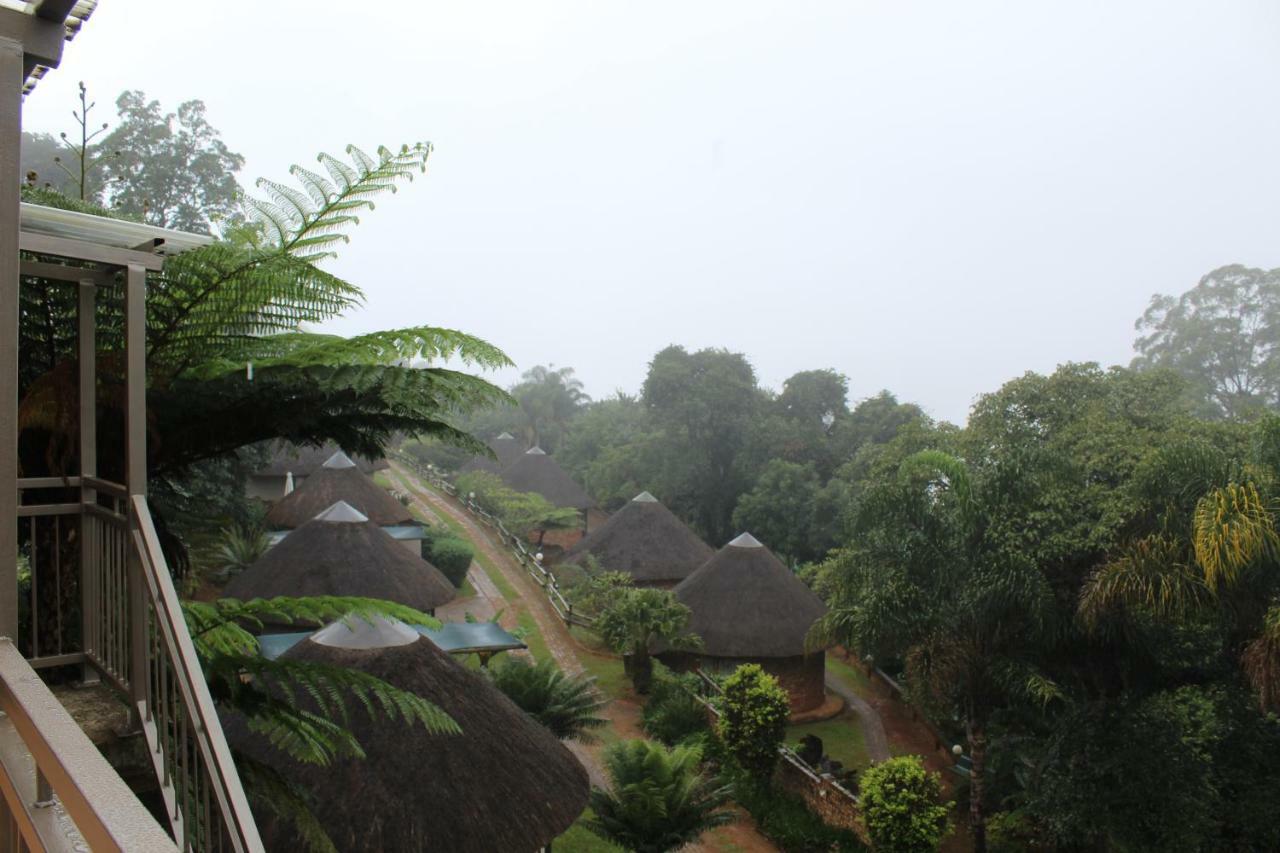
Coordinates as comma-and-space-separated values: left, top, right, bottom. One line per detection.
259, 621, 526, 661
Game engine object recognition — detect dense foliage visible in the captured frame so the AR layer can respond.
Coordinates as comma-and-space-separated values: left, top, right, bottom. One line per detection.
716, 664, 790, 782
595, 587, 699, 694
586, 739, 733, 853
487, 657, 608, 742
859, 757, 950, 853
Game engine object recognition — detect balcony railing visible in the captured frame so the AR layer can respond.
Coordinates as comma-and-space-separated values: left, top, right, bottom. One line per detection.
16, 478, 262, 852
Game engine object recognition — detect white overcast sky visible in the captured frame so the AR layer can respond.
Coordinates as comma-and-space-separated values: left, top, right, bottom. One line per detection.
22, 1, 1280, 424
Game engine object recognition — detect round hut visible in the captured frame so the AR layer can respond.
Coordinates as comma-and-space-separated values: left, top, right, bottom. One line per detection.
561, 491, 713, 588
247, 441, 387, 500
672, 532, 829, 712
500, 447, 593, 511
226, 616, 589, 852
458, 431, 526, 476
265, 450, 413, 529
224, 501, 455, 615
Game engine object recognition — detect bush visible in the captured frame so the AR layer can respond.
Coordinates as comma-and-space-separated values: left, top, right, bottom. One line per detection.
717, 664, 790, 782
642, 668, 710, 745
428, 536, 474, 587
859, 756, 950, 852
730, 769, 866, 852
488, 657, 608, 742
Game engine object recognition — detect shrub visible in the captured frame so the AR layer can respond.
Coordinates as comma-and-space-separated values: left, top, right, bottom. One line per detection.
859, 756, 950, 852
732, 774, 866, 852
587, 739, 733, 853
428, 536, 474, 587
488, 657, 608, 742
717, 664, 789, 783
642, 668, 710, 745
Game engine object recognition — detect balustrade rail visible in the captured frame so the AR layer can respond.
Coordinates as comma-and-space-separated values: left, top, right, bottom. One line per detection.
14, 478, 261, 852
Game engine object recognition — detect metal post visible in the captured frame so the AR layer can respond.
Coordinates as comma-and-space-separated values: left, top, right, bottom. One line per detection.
0, 36, 22, 640
124, 264, 146, 712
78, 280, 98, 683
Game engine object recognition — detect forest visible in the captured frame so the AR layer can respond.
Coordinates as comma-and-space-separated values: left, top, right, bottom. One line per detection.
411, 263, 1280, 851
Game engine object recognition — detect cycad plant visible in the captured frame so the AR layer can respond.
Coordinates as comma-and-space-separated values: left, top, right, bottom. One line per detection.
183, 595, 459, 852
487, 656, 608, 742
586, 739, 733, 853
213, 522, 270, 582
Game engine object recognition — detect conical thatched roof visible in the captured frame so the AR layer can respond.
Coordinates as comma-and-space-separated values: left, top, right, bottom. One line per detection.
224, 502, 454, 611
500, 447, 592, 510
562, 492, 712, 584
674, 532, 827, 658
255, 441, 387, 476
458, 431, 526, 476
264, 451, 413, 529
225, 616, 589, 852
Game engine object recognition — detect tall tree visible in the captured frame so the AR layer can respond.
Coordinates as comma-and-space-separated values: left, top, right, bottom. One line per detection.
641, 346, 761, 543
813, 450, 1060, 852
1133, 264, 1280, 420
508, 364, 590, 452
730, 460, 821, 564
99, 90, 245, 231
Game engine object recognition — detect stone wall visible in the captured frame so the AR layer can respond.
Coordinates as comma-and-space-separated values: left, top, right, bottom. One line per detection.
775, 753, 869, 844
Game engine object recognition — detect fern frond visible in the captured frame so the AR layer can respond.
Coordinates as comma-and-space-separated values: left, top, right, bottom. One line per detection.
1078, 535, 1208, 631
236, 757, 338, 853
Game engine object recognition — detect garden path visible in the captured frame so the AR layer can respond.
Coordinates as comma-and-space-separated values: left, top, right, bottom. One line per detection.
823, 669, 892, 762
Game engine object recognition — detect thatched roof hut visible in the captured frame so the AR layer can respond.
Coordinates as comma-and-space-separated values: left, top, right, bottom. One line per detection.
226, 616, 590, 852
224, 501, 454, 613
255, 441, 387, 476
458, 431, 526, 476
561, 492, 712, 586
672, 532, 830, 711
264, 451, 413, 529
500, 447, 592, 510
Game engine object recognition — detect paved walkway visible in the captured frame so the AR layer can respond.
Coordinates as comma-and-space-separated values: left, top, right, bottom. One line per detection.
824, 669, 892, 762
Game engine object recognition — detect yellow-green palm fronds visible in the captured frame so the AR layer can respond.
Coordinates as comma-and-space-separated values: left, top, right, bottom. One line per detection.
1192, 482, 1278, 590
1078, 535, 1207, 631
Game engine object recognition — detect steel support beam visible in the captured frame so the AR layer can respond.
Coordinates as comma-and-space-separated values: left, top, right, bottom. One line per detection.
124, 265, 146, 709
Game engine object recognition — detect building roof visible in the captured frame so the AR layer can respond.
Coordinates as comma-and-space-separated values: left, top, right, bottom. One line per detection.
457, 431, 527, 476
264, 452, 412, 529
562, 491, 712, 583
673, 532, 828, 658
500, 447, 592, 510
254, 441, 387, 477
9, 1, 98, 95
224, 502, 454, 612
226, 616, 589, 852
259, 621, 526, 661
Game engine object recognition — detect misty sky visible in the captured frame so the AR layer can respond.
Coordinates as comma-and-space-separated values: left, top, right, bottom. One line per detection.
22, 1, 1280, 424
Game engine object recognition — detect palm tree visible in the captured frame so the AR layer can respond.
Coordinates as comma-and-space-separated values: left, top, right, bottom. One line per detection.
811, 450, 1059, 853
213, 522, 270, 582
511, 364, 589, 452
1079, 434, 1280, 715
595, 587, 700, 694
487, 657, 608, 741
586, 739, 732, 853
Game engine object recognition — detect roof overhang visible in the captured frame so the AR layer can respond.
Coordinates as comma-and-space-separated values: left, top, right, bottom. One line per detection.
0, 1, 96, 94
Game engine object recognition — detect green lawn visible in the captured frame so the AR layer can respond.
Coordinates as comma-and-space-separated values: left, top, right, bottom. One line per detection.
825, 655, 873, 695
577, 651, 628, 701
555, 810, 622, 852
786, 713, 869, 773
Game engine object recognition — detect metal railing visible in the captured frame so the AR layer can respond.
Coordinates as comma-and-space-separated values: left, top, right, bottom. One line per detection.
394, 456, 598, 629
15, 479, 262, 852
0, 637, 176, 852
130, 497, 260, 852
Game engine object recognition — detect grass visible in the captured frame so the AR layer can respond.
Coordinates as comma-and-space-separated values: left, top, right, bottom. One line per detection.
554, 810, 623, 852
825, 654, 874, 696
786, 713, 870, 773
578, 650, 629, 701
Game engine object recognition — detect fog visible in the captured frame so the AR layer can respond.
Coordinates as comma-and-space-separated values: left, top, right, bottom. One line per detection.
22, 1, 1280, 423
